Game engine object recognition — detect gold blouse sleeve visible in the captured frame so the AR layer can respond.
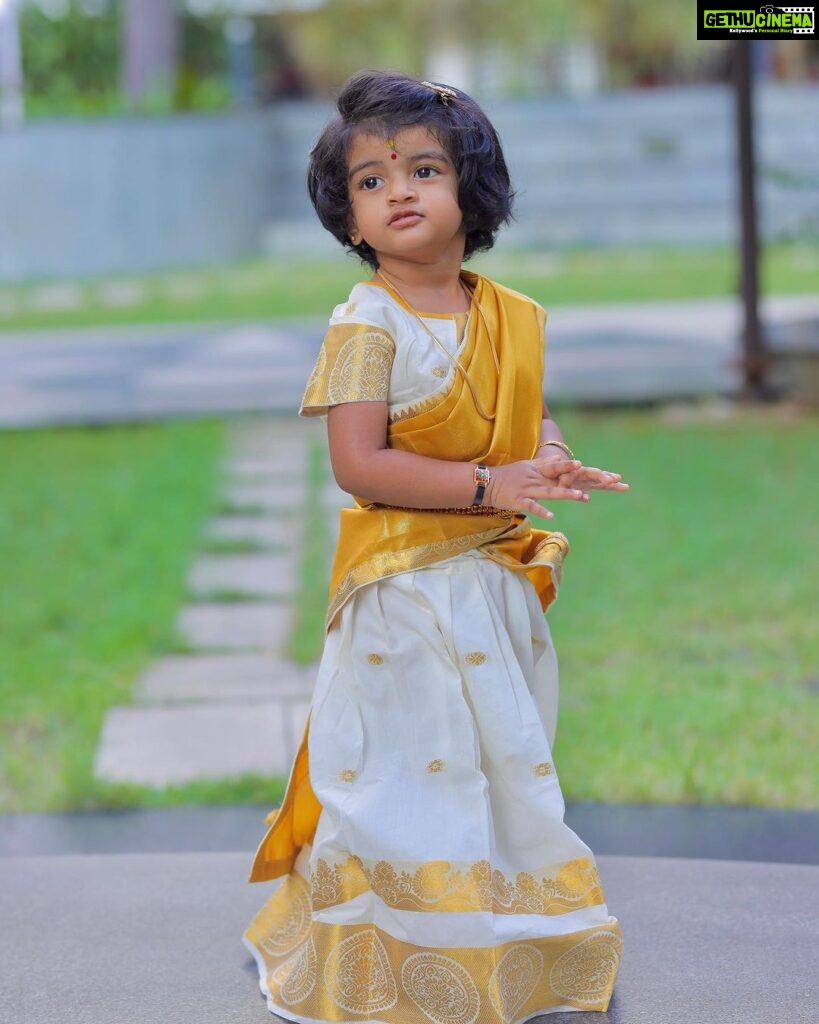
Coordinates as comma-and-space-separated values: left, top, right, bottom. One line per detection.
299, 323, 395, 417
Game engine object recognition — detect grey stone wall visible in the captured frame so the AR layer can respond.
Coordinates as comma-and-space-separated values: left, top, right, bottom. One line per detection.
0, 112, 279, 281
0, 85, 816, 282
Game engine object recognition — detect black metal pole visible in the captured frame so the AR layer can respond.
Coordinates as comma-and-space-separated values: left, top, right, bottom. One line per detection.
734, 41, 767, 399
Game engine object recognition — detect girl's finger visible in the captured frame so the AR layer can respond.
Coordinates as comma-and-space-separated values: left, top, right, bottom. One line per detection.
534, 458, 580, 475
534, 487, 588, 502
576, 473, 626, 490
524, 499, 553, 519
575, 467, 618, 481
582, 478, 629, 491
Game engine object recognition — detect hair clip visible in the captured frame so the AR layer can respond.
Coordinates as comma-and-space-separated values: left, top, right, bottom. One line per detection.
420, 80, 458, 106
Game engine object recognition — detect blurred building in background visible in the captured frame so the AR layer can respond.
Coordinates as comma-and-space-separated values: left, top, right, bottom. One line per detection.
0, 0, 817, 281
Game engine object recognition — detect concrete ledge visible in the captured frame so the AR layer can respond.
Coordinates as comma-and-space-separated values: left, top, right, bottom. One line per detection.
1, 852, 816, 1023
1, 803, 816, 864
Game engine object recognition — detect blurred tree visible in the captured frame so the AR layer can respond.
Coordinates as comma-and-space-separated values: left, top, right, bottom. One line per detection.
20, 0, 120, 117
255, 16, 309, 101
19, 0, 234, 117
0, 0, 25, 127
772, 40, 816, 80
281, 0, 704, 95
175, 11, 230, 110
598, 0, 709, 87
14, 0, 779, 118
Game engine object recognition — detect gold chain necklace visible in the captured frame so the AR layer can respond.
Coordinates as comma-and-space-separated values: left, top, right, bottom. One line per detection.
375, 268, 499, 422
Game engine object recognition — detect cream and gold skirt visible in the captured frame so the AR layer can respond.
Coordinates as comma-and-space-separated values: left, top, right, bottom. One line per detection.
243, 550, 621, 1023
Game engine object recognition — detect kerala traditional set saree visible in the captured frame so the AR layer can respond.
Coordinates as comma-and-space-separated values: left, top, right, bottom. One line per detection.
242, 271, 622, 1023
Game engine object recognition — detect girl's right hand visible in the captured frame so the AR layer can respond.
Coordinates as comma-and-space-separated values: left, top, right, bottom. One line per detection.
484, 459, 589, 519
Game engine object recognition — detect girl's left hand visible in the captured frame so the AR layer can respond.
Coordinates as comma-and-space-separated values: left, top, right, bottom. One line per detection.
534, 456, 629, 497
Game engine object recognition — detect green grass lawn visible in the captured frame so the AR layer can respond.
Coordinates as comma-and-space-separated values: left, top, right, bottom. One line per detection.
1, 241, 817, 332
289, 439, 333, 667
1, 409, 817, 813
0, 420, 226, 813
539, 406, 819, 809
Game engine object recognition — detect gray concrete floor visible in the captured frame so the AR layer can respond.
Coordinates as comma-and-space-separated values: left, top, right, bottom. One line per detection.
1, 850, 816, 1024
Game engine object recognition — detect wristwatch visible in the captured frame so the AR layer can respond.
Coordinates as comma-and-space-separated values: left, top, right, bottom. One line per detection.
472, 464, 491, 506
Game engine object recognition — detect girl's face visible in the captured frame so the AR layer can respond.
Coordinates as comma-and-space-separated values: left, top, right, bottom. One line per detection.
346, 125, 465, 268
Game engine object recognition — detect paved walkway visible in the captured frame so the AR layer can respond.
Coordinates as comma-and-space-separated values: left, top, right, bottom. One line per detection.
3, 295, 819, 428
93, 416, 348, 787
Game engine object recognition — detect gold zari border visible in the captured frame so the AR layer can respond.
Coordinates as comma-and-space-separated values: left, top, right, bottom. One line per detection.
310, 854, 605, 916
327, 525, 509, 628
245, 874, 622, 1021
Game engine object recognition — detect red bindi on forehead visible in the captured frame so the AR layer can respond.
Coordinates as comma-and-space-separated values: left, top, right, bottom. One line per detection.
390, 152, 397, 160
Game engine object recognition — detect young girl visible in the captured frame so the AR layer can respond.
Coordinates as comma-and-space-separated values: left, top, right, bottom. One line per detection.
243, 70, 629, 1023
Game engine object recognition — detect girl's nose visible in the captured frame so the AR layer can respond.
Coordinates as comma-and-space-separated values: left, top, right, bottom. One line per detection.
388, 175, 416, 202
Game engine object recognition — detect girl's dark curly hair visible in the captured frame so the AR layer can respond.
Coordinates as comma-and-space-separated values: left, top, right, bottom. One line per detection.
307, 70, 514, 268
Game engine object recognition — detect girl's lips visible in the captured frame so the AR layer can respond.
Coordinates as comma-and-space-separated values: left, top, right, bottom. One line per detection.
389, 211, 423, 227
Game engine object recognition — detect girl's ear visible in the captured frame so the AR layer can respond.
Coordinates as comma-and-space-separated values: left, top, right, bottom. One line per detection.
347, 211, 360, 246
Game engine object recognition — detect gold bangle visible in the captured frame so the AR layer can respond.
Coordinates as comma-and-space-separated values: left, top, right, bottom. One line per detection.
536, 440, 575, 460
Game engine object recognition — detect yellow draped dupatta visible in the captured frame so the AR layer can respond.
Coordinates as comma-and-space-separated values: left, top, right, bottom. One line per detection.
248, 272, 569, 883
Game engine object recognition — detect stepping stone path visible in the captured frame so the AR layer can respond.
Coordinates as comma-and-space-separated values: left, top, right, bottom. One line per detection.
205, 514, 298, 547
94, 416, 346, 787
176, 603, 293, 651
187, 552, 297, 599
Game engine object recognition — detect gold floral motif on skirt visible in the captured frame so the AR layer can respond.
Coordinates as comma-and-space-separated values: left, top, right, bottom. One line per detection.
548, 931, 623, 1007
323, 929, 398, 1014
248, 872, 312, 958
309, 854, 604, 915
401, 952, 480, 1024
488, 945, 545, 1021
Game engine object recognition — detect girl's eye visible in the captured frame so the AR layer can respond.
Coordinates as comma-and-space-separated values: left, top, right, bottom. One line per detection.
415, 166, 440, 179
360, 175, 383, 191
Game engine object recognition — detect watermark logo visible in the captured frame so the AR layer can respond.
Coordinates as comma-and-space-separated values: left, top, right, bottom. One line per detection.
698, 3, 817, 38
